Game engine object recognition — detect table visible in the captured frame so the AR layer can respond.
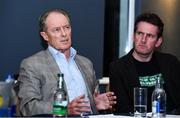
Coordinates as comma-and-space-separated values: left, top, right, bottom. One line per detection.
13, 113, 180, 118
89, 114, 180, 118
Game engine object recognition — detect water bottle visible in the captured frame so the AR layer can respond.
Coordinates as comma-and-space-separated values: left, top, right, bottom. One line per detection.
151, 75, 166, 118
5, 74, 16, 117
52, 73, 68, 117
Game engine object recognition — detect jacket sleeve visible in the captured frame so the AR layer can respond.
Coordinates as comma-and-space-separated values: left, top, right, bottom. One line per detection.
164, 55, 180, 114
18, 59, 52, 116
109, 60, 134, 113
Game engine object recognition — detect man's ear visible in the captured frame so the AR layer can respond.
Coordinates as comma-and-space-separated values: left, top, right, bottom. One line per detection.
155, 37, 163, 48
40, 32, 49, 42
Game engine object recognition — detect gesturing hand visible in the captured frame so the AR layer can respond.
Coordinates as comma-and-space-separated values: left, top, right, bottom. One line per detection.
67, 94, 91, 115
94, 92, 117, 110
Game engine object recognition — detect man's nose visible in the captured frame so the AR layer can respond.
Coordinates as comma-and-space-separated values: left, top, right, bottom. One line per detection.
141, 35, 147, 43
61, 28, 67, 36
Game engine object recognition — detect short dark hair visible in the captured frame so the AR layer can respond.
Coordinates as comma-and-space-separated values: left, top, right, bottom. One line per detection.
38, 9, 71, 49
134, 13, 164, 38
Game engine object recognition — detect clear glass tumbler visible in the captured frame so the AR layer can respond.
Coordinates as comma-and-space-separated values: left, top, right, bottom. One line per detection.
134, 87, 147, 118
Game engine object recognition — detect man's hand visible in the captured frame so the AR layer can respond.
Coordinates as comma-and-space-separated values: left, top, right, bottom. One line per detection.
94, 92, 117, 110
68, 94, 91, 115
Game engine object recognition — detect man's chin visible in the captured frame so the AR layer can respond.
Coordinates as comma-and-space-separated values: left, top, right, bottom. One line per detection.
135, 49, 151, 56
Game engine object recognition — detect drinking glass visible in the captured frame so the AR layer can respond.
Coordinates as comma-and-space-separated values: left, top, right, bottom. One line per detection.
134, 87, 147, 118
81, 94, 92, 117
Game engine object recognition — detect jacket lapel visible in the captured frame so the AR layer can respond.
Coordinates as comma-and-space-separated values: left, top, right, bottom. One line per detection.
74, 55, 98, 114
44, 49, 60, 80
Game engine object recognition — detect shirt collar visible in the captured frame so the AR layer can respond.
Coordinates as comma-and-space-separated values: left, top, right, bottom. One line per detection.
48, 45, 77, 59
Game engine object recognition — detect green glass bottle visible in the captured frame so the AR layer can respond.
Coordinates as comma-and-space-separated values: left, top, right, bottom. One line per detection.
53, 73, 68, 116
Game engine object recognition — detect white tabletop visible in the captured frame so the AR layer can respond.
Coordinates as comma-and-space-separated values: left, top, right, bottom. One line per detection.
89, 114, 180, 118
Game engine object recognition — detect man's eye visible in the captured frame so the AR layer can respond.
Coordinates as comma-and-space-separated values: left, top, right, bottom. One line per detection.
52, 28, 60, 32
147, 34, 155, 39
136, 32, 143, 36
55, 28, 60, 31
148, 35, 153, 38
65, 26, 71, 30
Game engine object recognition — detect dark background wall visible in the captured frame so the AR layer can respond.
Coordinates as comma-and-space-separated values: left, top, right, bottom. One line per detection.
0, 0, 105, 80
103, 0, 119, 77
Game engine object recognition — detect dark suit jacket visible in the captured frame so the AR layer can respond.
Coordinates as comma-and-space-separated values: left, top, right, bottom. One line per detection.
109, 49, 180, 114
17, 49, 98, 116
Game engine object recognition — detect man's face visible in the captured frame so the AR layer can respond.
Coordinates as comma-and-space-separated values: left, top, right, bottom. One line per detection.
133, 21, 161, 56
41, 12, 72, 52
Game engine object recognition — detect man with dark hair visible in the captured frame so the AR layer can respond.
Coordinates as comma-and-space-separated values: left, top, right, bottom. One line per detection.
17, 9, 116, 116
109, 13, 180, 114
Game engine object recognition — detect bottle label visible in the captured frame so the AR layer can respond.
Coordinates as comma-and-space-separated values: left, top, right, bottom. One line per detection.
53, 101, 68, 116
152, 100, 165, 114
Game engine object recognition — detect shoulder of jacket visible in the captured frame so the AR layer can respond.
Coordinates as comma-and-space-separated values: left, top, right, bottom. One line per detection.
22, 50, 48, 63
155, 51, 177, 59
75, 54, 92, 63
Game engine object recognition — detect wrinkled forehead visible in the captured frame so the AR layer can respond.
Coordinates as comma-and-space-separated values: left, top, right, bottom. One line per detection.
46, 12, 70, 24
136, 21, 159, 34
43, 12, 71, 30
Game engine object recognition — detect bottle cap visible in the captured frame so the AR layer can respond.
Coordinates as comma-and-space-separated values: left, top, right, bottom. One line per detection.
5, 74, 14, 83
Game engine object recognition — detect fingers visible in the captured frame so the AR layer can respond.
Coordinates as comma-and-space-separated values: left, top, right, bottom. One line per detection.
106, 92, 116, 99
106, 92, 117, 108
108, 96, 117, 103
95, 91, 117, 110
106, 92, 115, 97
68, 95, 91, 115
